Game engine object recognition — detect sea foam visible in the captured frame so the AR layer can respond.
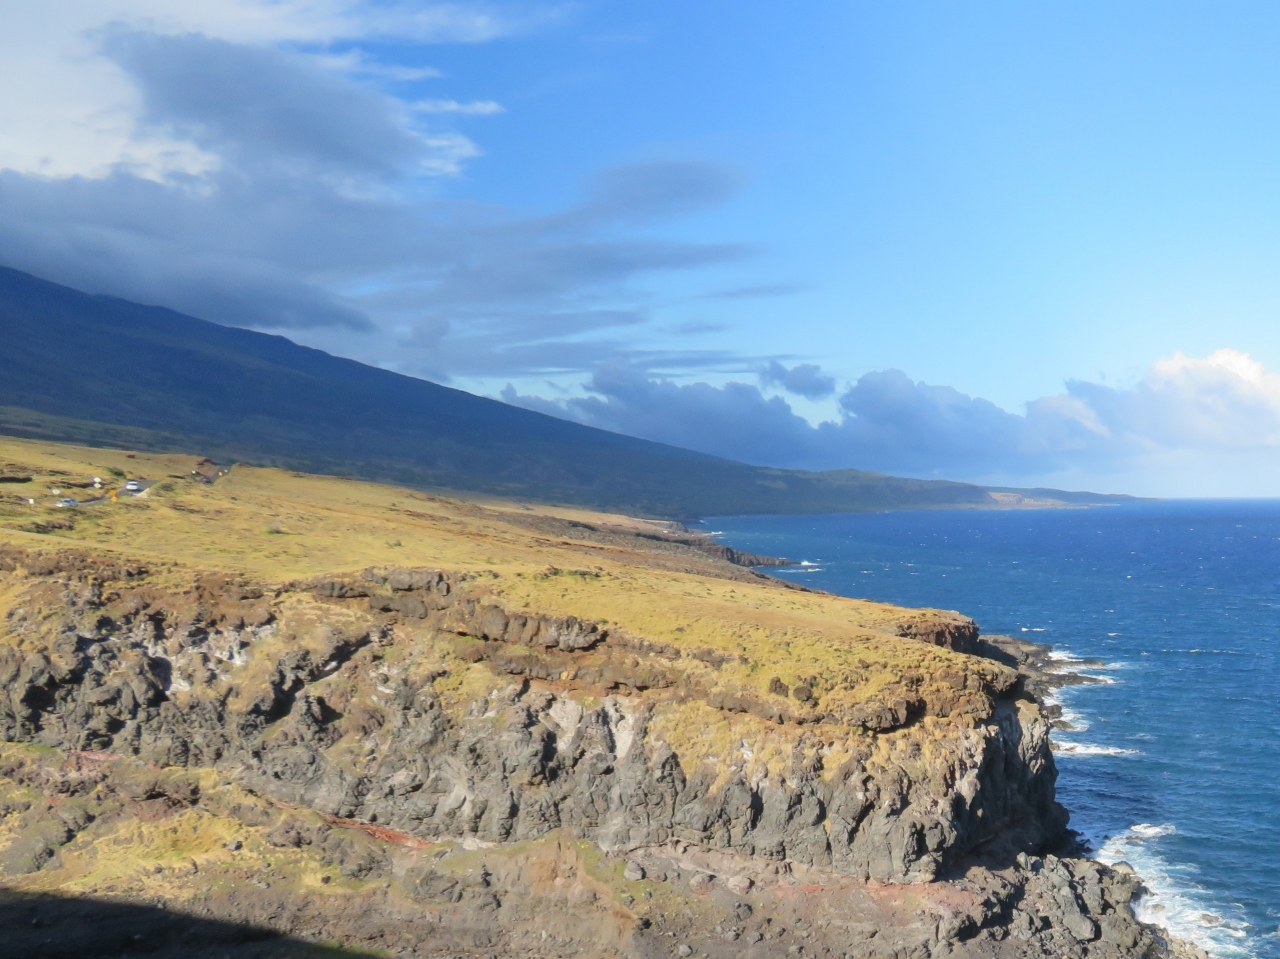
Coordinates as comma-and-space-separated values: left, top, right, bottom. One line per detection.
1054, 741, 1140, 756
1054, 705, 1090, 731
710, 502, 1280, 958
1095, 824, 1257, 958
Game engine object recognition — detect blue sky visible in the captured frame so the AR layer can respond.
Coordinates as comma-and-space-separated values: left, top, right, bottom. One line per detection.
415, 1, 1280, 402
6, 1, 1280, 495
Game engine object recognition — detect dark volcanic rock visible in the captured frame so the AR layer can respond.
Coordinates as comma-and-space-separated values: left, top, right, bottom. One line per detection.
0, 550, 1165, 958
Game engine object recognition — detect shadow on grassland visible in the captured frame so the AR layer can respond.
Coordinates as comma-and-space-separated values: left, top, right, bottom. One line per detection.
0, 888, 381, 959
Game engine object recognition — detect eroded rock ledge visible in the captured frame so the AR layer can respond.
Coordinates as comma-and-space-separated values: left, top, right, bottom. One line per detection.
0, 547, 1169, 958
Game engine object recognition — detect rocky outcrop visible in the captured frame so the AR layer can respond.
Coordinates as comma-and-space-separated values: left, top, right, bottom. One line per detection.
0, 555, 1051, 883
0, 548, 1163, 957
633, 532, 792, 568
894, 610, 982, 655
0, 740, 1163, 959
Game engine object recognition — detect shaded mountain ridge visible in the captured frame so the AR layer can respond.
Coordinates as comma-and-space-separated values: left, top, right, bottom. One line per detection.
0, 266, 1132, 518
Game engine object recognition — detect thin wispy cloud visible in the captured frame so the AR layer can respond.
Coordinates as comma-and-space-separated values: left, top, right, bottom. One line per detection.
412, 98, 506, 115
315, 50, 443, 81
696, 284, 803, 301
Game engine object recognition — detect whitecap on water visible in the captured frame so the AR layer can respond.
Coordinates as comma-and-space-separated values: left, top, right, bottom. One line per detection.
1056, 706, 1091, 732
1131, 823, 1177, 838
1054, 741, 1140, 756
1094, 823, 1257, 958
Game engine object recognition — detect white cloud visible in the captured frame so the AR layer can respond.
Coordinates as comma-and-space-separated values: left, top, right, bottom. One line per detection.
0, 1, 525, 180
500, 349, 1280, 495
1132, 348, 1280, 446
0, 1, 749, 374
412, 99, 506, 115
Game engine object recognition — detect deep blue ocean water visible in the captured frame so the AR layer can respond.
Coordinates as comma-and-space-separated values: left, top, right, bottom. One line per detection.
706, 501, 1280, 958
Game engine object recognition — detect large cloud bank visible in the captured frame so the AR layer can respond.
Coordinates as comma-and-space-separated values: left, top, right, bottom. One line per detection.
503, 350, 1280, 494
8, 5, 1280, 496
0, 2, 742, 381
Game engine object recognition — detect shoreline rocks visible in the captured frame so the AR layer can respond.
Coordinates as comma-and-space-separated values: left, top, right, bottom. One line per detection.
0, 550, 1171, 957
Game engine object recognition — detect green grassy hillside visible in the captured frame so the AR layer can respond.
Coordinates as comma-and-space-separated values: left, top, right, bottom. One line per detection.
0, 266, 1133, 518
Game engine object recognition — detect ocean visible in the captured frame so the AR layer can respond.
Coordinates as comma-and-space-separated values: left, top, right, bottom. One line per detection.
705, 501, 1280, 958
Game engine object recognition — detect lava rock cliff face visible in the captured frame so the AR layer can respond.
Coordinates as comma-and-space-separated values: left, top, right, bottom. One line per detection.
1, 553, 1057, 885
0, 547, 1166, 958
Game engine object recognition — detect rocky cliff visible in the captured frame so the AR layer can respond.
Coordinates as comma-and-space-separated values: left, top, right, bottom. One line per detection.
0, 546, 1164, 958
0, 441, 1174, 958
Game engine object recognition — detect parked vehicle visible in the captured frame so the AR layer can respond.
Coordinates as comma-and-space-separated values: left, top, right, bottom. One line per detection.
123, 480, 141, 492
55, 497, 78, 508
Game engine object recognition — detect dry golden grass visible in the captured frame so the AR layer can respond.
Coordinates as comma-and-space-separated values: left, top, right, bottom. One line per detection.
0, 434, 1006, 719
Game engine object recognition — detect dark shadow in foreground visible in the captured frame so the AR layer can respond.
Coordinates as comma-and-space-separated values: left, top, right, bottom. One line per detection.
0, 888, 377, 959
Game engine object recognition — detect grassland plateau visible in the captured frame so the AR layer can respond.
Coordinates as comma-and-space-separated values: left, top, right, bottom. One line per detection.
0, 436, 1182, 959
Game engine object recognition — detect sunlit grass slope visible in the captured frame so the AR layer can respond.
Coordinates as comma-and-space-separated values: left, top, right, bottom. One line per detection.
0, 433, 1010, 734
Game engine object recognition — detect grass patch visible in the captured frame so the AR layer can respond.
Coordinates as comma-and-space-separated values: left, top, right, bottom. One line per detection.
0, 434, 1009, 721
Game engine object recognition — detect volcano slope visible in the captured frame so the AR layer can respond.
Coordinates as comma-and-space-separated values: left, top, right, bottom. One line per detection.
0, 436, 1166, 959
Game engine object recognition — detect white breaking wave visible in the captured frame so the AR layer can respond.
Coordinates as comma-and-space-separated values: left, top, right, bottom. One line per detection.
1094, 824, 1257, 958
1056, 706, 1091, 732
1131, 823, 1177, 838
1054, 741, 1140, 756
1047, 648, 1129, 671
1044, 647, 1256, 956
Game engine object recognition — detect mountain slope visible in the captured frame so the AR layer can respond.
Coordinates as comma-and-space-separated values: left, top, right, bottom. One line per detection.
0, 266, 1131, 518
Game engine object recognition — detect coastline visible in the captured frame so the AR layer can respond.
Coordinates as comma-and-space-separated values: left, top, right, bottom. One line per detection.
0, 442, 1234, 959
706, 505, 1274, 959
696, 528, 1211, 959
979, 633, 1212, 959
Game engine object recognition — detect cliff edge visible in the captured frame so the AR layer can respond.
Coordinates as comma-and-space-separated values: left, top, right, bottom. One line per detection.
0, 437, 1169, 958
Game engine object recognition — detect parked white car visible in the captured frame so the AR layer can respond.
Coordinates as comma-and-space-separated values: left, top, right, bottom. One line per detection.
123, 480, 141, 492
